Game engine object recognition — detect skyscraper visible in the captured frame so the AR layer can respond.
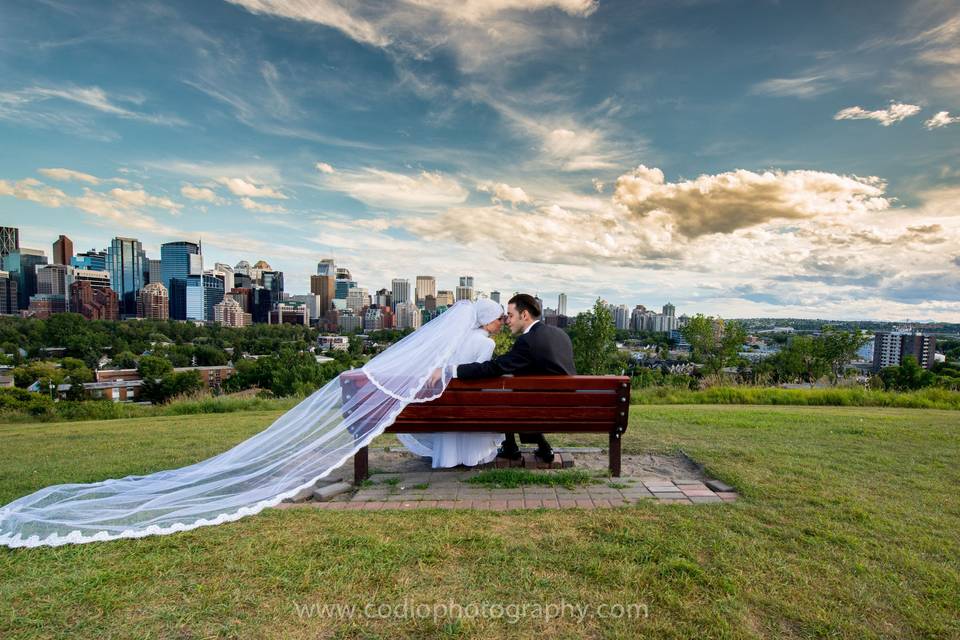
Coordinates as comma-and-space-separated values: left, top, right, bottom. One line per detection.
396, 302, 422, 330
261, 270, 284, 304
71, 249, 107, 271
0, 227, 18, 263
311, 258, 336, 318
186, 274, 225, 322
161, 241, 201, 320
107, 237, 146, 317
614, 304, 630, 330
490, 291, 501, 304
415, 275, 437, 304
663, 302, 675, 317
3, 248, 47, 310
52, 235, 73, 265
558, 293, 567, 316
317, 259, 336, 276
455, 275, 475, 301
334, 266, 356, 300
0, 270, 18, 315
346, 287, 370, 313
436, 290, 455, 307
392, 278, 411, 305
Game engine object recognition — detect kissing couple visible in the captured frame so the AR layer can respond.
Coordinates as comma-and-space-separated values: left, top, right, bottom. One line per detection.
399, 293, 577, 467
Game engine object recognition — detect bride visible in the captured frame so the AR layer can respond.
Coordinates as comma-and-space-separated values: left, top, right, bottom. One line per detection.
397, 298, 505, 468
0, 298, 503, 548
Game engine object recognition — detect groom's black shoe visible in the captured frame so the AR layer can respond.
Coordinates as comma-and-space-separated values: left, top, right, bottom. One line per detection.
496, 446, 522, 461
533, 447, 555, 464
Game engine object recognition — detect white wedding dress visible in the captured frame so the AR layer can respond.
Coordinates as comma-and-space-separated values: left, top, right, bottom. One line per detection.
0, 300, 497, 548
397, 328, 504, 467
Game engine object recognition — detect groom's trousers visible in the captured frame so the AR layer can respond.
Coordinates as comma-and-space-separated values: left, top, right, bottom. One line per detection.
502, 432, 551, 452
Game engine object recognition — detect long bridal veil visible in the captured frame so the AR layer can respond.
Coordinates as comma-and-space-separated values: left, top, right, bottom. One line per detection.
0, 300, 482, 549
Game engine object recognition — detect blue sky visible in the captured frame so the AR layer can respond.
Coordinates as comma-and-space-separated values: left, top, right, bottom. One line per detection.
1, 0, 959, 320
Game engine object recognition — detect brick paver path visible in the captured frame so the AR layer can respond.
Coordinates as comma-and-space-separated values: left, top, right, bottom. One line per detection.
277, 467, 738, 512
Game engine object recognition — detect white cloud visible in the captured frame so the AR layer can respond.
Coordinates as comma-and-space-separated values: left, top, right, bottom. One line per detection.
751, 75, 832, 98
833, 101, 921, 126
478, 181, 530, 206
180, 183, 225, 203
0, 175, 183, 233
393, 165, 896, 271
226, 0, 390, 48
37, 167, 102, 184
240, 197, 287, 213
0, 178, 68, 207
924, 110, 960, 128
613, 165, 890, 238
318, 167, 468, 210
0, 85, 184, 127
215, 176, 287, 199
226, 0, 596, 54
315, 161, 336, 174
107, 188, 182, 213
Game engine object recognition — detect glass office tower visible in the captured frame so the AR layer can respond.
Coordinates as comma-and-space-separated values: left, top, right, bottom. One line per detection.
161, 241, 201, 320
106, 237, 146, 318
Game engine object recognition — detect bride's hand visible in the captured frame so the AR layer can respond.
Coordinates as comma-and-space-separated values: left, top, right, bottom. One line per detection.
428, 367, 443, 385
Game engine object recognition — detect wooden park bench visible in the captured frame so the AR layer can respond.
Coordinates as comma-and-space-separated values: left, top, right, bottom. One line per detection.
341, 373, 631, 484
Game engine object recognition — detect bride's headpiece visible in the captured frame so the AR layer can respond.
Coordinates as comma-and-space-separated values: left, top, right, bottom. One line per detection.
474, 298, 504, 326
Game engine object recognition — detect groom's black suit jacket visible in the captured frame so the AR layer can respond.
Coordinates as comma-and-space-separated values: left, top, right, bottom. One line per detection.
456, 321, 577, 379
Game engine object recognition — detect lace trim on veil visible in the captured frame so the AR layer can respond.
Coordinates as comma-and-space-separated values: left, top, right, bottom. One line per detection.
0, 329, 464, 549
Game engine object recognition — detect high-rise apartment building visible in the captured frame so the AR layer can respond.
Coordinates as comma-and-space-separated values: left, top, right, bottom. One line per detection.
137, 282, 169, 320
213, 298, 251, 327
873, 331, 937, 371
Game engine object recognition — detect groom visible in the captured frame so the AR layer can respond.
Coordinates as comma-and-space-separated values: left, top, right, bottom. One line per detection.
451, 293, 576, 464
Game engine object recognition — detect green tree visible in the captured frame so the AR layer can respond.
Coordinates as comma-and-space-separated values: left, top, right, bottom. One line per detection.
819, 326, 871, 383
137, 355, 173, 381
492, 328, 515, 357
569, 298, 617, 374
111, 350, 139, 369
680, 314, 747, 377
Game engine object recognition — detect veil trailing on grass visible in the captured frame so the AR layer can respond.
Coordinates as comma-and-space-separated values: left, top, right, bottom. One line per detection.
0, 300, 486, 549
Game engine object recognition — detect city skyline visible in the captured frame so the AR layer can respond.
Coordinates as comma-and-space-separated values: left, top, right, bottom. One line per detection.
1, 1, 959, 321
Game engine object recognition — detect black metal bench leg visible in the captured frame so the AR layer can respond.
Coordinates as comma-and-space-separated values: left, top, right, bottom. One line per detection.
609, 431, 621, 477
354, 446, 369, 484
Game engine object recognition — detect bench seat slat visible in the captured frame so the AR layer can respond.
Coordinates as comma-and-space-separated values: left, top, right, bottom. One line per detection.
386, 421, 615, 433
420, 391, 618, 407
445, 376, 628, 391
397, 406, 618, 420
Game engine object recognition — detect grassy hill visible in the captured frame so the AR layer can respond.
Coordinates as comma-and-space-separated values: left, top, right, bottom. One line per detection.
1, 406, 958, 639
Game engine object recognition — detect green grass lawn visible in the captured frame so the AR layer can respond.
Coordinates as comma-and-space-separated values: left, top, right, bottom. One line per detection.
1, 405, 958, 639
